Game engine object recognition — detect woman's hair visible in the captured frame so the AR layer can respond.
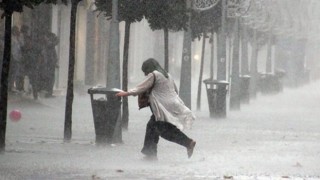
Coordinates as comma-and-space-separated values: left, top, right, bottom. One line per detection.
141, 58, 168, 78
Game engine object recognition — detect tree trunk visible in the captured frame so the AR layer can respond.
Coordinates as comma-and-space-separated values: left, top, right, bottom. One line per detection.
210, 31, 214, 80
196, 33, 206, 111
240, 22, 249, 75
229, 18, 241, 110
164, 28, 169, 72
266, 31, 272, 73
228, 36, 232, 81
64, 0, 80, 142
239, 22, 250, 104
0, 12, 13, 152
122, 22, 131, 130
249, 29, 258, 99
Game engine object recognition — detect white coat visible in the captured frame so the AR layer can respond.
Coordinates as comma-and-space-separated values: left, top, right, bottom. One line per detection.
128, 70, 195, 130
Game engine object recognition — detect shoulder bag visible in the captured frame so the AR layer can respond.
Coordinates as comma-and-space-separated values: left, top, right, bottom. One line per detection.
138, 73, 156, 110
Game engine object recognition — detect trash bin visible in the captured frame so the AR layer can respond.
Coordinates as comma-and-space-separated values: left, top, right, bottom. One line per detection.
240, 75, 250, 104
275, 69, 285, 92
259, 73, 283, 94
88, 87, 122, 145
259, 73, 274, 94
203, 79, 229, 118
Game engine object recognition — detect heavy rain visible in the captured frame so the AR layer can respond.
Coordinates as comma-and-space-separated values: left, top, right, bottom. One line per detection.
0, 0, 320, 179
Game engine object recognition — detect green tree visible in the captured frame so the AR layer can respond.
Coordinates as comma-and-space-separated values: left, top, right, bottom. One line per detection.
95, 0, 144, 130
190, 6, 221, 110
143, 0, 188, 72
190, 5, 221, 40
0, 0, 67, 152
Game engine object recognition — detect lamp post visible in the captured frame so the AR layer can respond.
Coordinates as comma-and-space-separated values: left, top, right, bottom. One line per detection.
179, 0, 192, 109
106, 0, 122, 143
106, 0, 120, 89
217, 0, 227, 81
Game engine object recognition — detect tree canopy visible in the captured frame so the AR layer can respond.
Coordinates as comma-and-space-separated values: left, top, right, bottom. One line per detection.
143, 0, 189, 32
0, 0, 67, 15
95, 0, 144, 23
191, 1, 222, 40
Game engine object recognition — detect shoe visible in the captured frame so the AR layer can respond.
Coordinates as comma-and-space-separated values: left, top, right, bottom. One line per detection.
187, 140, 196, 158
141, 147, 157, 156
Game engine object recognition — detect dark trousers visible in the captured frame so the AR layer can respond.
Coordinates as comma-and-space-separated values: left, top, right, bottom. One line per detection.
45, 68, 55, 96
141, 115, 192, 156
28, 72, 39, 100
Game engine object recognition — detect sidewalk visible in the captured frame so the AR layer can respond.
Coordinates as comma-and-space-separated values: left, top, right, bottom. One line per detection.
1, 81, 320, 179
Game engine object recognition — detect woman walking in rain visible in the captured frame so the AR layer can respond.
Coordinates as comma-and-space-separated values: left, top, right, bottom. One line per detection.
116, 58, 196, 160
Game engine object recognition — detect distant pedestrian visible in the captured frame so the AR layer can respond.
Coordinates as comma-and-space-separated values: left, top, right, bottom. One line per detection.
42, 31, 59, 98
20, 25, 31, 93
116, 58, 196, 160
21, 25, 40, 100
9, 26, 24, 92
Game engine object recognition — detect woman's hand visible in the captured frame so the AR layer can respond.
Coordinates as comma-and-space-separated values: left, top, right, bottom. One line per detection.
116, 91, 129, 97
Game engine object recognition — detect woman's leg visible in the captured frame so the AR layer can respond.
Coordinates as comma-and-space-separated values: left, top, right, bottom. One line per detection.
155, 121, 192, 148
141, 115, 159, 157
141, 116, 196, 158
156, 121, 196, 158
